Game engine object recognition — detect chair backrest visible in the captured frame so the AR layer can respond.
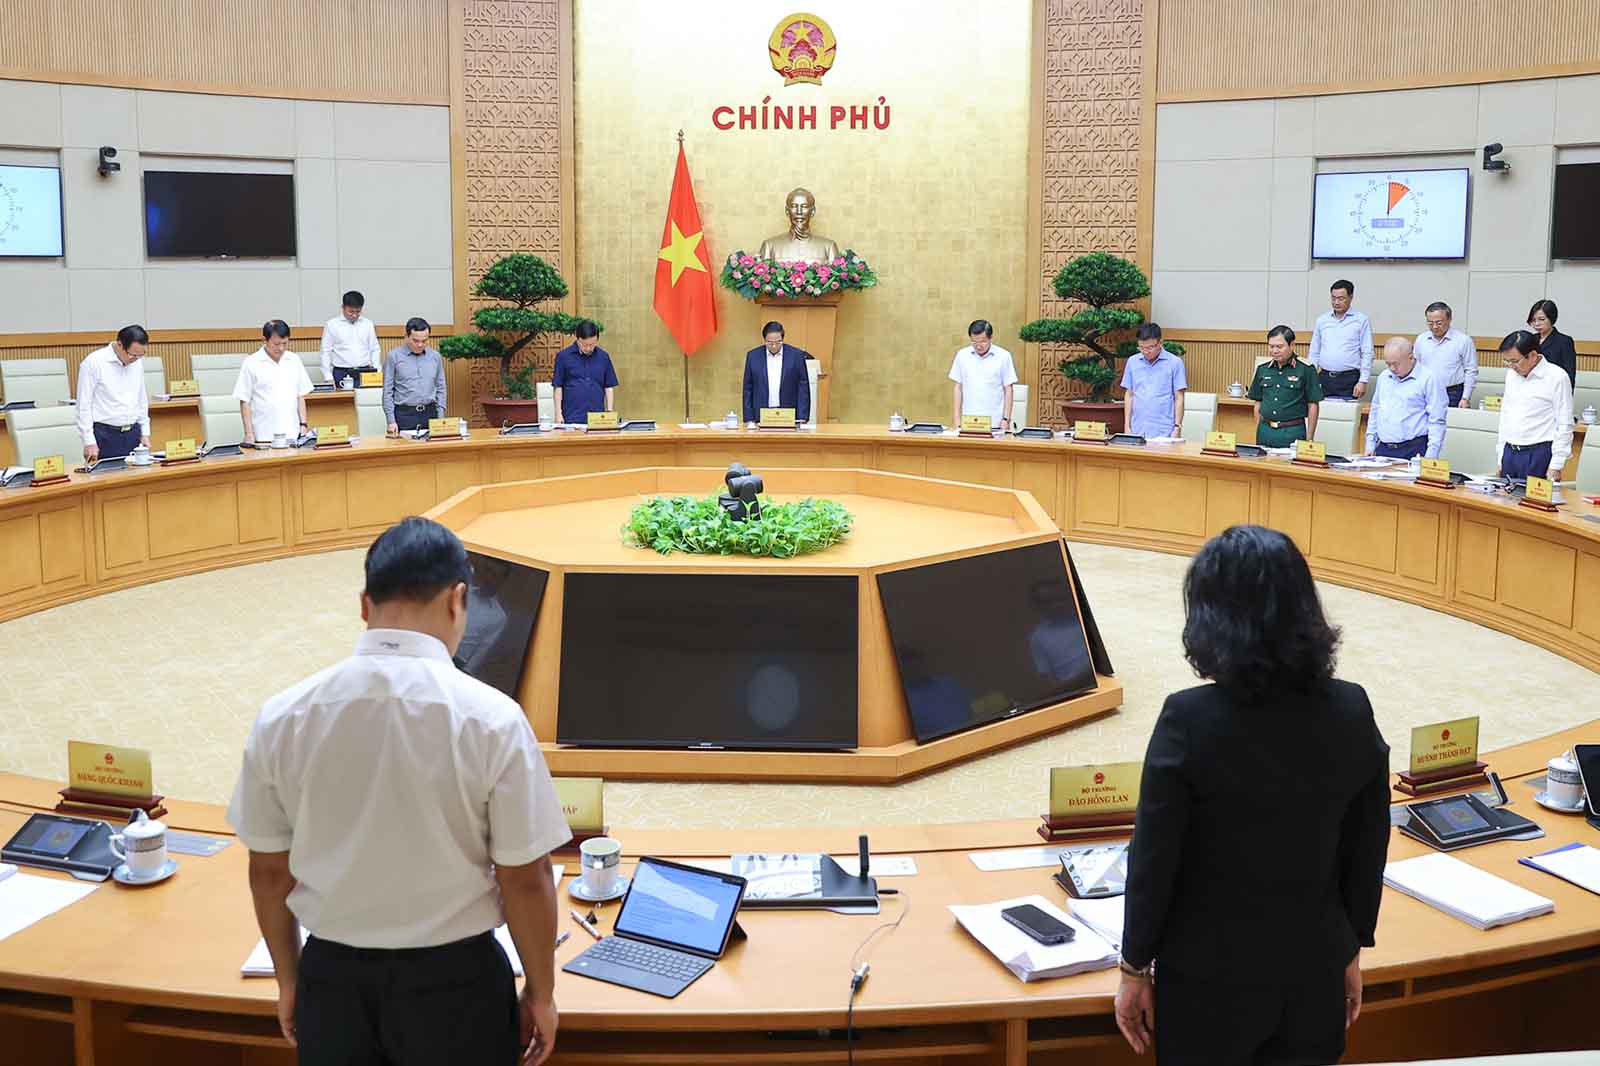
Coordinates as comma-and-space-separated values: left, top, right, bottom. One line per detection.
199, 395, 245, 448
805, 358, 821, 425
142, 356, 166, 398
1441, 407, 1501, 476
6, 404, 82, 466
354, 387, 387, 438
191, 354, 249, 397
536, 381, 555, 424
1, 358, 71, 406
1576, 428, 1600, 495
1180, 392, 1216, 440
1572, 370, 1600, 418
1475, 365, 1506, 387
1011, 382, 1029, 428
297, 350, 325, 386
1312, 399, 1361, 453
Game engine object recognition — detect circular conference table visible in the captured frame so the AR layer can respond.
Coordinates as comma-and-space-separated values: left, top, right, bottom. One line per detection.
1, 425, 1598, 1063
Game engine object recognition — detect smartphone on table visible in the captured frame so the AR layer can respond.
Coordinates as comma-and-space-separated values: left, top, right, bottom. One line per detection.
1000, 903, 1076, 946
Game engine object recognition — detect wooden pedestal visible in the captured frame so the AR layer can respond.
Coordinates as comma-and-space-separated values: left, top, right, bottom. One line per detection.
757, 291, 842, 423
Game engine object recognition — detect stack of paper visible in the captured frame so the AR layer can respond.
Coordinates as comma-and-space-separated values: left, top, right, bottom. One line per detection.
1066, 896, 1125, 950
1383, 853, 1554, 929
949, 895, 1118, 982
1520, 843, 1600, 896
0, 873, 99, 942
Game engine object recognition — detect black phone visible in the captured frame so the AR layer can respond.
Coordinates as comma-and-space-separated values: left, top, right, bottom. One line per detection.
1000, 903, 1075, 946
1574, 744, 1600, 818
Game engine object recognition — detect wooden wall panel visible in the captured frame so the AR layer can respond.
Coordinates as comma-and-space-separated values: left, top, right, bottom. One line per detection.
0, 0, 448, 104
1156, 0, 1600, 101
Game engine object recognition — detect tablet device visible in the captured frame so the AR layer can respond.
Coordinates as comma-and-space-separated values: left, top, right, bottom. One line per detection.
1575, 744, 1600, 818
907, 422, 946, 435
1057, 843, 1128, 898
1, 812, 120, 880
1016, 427, 1054, 441
498, 423, 543, 436
1108, 433, 1146, 447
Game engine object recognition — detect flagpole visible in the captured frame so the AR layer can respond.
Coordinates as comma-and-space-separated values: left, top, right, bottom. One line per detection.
677, 128, 691, 423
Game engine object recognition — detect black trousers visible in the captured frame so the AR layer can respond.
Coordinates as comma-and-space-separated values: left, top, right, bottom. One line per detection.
1502, 441, 1553, 480
1374, 433, 1428, 460
393, 404, 438, 432
92, 422, 142, 458
1154, 966, 1346, 1066
1317, 368, 1361, 399
331, 366, 373, 389
1445, 383, 1464, 407
296, 931, 519, 1066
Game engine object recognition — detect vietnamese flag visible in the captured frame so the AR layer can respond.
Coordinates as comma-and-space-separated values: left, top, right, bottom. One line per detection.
653, 142, 718, 355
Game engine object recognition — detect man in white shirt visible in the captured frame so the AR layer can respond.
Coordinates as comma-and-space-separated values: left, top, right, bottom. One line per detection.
1413, 301, 1477, 409
75, 325, 151, 461
234, 320, 312, 445
1496, 330, 1574, 482
229, 517, 569, 1065
320, 290, 380, 389
949, 319, 1018, 430
1307, 280, 1373, 400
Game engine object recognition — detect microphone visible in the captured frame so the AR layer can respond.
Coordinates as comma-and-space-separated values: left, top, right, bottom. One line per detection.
858, 833, 870, 880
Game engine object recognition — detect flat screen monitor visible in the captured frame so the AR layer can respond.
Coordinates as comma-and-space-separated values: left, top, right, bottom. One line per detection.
1551, 162, 1600, 259
0, 164, 64, 256
143, 170, 296, 258
877, 541, 1097, 743
1311, 168, 1469, 259
453, 551, 549, 699
558, 573, 858, 750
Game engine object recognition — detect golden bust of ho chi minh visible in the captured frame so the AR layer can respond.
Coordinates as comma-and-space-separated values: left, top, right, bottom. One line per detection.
757, 187, 841, 264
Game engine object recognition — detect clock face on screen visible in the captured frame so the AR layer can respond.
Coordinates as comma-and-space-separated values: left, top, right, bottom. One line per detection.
1347, 175, 1429, 253
0, 179, 20, 247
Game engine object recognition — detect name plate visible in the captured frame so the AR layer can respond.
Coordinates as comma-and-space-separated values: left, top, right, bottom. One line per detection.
166, 379, 200, 397
554, 777, 605, 834
1526, 475, 1555, 504
1049, 762, 1141, 819
1204, 430, 1237, 452
318, 424, 350, 445
164, 438, 197, 461
1419, 457, 1451, 484
760, 407, 798, 429
359, 371, 384, 388
1482, 395, 1503, 411
587, 410, 620, 430
33, 454, 66, 481
1293, 439, 1326, 463
1072, 420, 1109, 442
959, 414, 994, 433
1409, 716, 1480, 775
68, 739, 154, 799
427, 417, 459, 439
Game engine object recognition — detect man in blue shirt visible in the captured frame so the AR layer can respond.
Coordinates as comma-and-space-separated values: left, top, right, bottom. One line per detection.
1120, 322, 1186, 438
1364, 337, 1447, 460
552, 320, 618, 424
1308, 279, 1374, 400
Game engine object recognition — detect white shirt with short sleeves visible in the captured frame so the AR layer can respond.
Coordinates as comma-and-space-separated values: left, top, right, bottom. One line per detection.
321, 315, 380, 377
232, 348, 313, 443
74, 344, 150, 444
226, 628, 572, 949
949, 343, 1018, 427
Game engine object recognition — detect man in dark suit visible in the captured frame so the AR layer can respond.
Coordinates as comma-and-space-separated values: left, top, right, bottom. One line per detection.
742, 321, 811, 425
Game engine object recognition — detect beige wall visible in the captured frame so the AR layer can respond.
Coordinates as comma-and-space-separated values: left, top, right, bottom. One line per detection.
574, 1, 1031, 424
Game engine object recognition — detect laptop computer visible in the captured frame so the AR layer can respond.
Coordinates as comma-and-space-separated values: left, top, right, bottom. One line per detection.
562, 856, 747, 998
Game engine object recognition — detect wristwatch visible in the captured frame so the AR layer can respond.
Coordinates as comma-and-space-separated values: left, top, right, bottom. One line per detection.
1118, 957, 1153, 979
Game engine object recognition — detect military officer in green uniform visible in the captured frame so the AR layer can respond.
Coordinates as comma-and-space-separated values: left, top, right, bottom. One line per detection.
1250, 324, 1322, 447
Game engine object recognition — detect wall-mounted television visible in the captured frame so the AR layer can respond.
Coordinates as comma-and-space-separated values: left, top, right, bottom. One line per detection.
1552, 162, 1600, 260
453, 551, 549, 699
143, 170, 296, 258
1312, 168, 1469, 260
0, 164, 64, 257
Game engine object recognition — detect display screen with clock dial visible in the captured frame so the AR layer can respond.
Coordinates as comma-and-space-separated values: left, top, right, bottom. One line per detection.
1312, 168, 1469, 260
0, 164, 64, 258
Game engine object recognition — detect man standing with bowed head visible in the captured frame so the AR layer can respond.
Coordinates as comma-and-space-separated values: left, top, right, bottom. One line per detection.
234, 321, 311, 445
552, 319, 618, 425
1120, 322, 1186, 438
1308, 280, 1373, 400
76, 324, 151, 462
1249, 325, 1322, 447
1497, 330, 1574, 482
320, 290, 380, 390
950, 319, 1018, 430
228, 517, 570, 1066
742, 320, 811, 425
383, 318, 448, 434
1364, 336, 1447, 461
1413, 301, 1476, 408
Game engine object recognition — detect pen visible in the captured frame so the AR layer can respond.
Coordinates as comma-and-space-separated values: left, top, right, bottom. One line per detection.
554, 931, 571, 950
569, 908, 602, 940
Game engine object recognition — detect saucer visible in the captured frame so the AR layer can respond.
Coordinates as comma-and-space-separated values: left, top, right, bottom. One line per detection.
569, 875, 629, 903
113, 858, 178, 885
1534, 790, 1587, 814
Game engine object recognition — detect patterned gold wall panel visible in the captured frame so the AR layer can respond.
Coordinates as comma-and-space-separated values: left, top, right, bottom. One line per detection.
1156, 0, 1600, 101
572, 2, 1031, 425
0, 0, 448, 103
1032, 0, 1146, 427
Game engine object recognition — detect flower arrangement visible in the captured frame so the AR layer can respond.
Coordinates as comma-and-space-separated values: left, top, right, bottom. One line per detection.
623, 496, 853, 557
719, 250, 878, 300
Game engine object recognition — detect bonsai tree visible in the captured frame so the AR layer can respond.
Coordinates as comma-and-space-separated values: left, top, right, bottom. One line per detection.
1018, 252, 1181, 403
438, 253, 597, 399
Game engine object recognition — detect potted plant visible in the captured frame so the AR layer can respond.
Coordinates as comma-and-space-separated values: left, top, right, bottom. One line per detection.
1018, 252, 1181, 432
438, 253, 595, 426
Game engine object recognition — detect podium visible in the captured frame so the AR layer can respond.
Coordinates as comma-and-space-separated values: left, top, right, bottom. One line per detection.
757, 291, 842, 423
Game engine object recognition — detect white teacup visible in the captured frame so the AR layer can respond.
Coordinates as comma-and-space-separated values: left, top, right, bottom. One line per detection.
110, 811, 167, 878
579, 837, 622, 898
1547, 752, 1584, 809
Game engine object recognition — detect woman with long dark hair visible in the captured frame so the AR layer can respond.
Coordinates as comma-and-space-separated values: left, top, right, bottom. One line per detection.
1114, 525, 1391, 1064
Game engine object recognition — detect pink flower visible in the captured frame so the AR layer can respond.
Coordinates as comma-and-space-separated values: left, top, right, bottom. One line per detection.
763, 285, 773, 292
850, 272, 860, 280
817, 265, 832, 278
832, 256, 846, 266
754, 262, 769, 274
732, 271, 742, 280
831, 281, 840, 289
739, 255, 754, 268
790, 273, 805, 286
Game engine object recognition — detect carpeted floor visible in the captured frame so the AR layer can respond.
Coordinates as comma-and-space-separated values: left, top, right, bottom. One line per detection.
1, 542, 1591, 829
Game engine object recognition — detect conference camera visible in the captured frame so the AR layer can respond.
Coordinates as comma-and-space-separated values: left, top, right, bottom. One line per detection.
1482, 143, 1510, 173
97, 146, 120, 176
720, 463, 765, 522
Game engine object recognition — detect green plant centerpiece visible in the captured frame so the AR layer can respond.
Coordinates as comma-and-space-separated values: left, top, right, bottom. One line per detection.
438, 253, 597, 403
624, 496, 853, 557
1018, 252, 1182, 405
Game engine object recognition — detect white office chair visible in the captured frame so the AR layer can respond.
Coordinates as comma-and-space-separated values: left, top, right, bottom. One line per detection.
1572, 370, 1600, 418
6, 405, 82, 466
1, 358, 71, 406
536, 382, 556, 424
1441, 407, 1502, 475
1473, 365, 1506, 407
806, 358, 821, 425
1180, 392, 1215, 440
199, 395, 245, 448
142, 356, 167, 398
355, 388, 387, 438
297, 350, 326, 386
1011, 382, 1029, 428
191, 354, 249, 397
1313, 401, 1361, 455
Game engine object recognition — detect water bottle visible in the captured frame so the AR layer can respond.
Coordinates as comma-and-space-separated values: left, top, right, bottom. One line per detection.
725, 410, 738, 429
458, 416, 469, 438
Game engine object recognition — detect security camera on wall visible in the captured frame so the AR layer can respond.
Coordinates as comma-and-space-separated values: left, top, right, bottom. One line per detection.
1483, 143, 1510, 173
97, 147, 120, 177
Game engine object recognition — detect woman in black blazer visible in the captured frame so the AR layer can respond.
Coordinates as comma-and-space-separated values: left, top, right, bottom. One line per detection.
1115, 525, 1391, 1065
1528, 299, 1577, 387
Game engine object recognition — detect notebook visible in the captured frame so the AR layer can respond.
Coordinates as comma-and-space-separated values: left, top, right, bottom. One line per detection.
1519, 843, 1600, 897
1065, 895, 1125, 950
949, 894, 1118, 982
1383, 853, 1554, 930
